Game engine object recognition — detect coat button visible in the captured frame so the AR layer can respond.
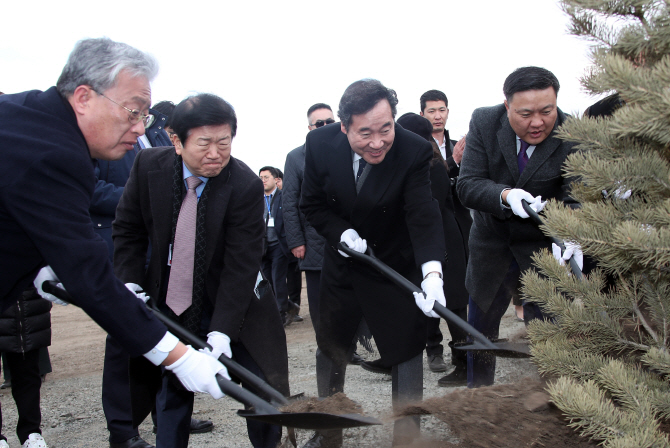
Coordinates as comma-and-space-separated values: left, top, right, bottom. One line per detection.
97, 223, 102, 227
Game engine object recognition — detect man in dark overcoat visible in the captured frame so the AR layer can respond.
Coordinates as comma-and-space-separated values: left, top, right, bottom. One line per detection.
112, 93, 288, 448
457, 66, 579, 388
300, 79, 446, 447
0, 37, 227, 420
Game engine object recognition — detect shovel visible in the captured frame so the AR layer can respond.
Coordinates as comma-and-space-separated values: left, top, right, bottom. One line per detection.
337, 243, 531, 358
521, 200, 583, 280
42, 281, 381, 430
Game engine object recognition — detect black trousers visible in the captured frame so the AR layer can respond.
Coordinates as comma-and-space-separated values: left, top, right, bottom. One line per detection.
286, 260, 302, 308
0, 349, 42, 445
304, 270, 321, 332
262, 242, 289, 316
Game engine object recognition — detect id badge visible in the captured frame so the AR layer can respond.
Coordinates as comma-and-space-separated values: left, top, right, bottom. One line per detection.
268, 218, 275, 227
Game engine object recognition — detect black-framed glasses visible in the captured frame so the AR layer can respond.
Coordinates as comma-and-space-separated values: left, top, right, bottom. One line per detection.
94, 90, 155, 128
312, 118, 335, 128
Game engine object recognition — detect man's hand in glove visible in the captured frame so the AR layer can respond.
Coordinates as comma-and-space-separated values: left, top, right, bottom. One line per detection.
165, 346, 230, 399
124, 283, 149, 303
504, 189, 546, 219
203, 331, 232, 360
33, 266, 68, 306
339, 228, 367, 257
413, 277, 446, 319
552, 241, 584, 271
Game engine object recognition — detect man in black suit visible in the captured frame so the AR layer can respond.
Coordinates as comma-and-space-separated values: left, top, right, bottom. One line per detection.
259, 166, 291, 325
457, 66, 579, 388
113, 94, 288, 448
300, 79, 447, 447
418, 90, 473, 384
0, 38, 227, 417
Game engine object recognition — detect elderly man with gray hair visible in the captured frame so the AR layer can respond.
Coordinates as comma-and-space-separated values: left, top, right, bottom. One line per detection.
0, 38, 229, 448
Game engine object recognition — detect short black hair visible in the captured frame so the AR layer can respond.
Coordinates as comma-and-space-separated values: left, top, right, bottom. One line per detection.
397, 113, 433, 142
171, 93, 237, 146
307, 103, 332, 118
259, 166, 280, 178
338, 79, 398, 130
275, 168, 283, 179
420, 90, 448, 113
151, 100, 175, 118
503, 66, 560, 103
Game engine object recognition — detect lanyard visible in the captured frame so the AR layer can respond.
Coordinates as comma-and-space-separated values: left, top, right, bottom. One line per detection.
264, 194, 273, 217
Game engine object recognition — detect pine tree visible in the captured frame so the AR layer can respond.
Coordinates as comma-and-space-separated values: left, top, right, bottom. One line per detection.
522, 1, 670, 446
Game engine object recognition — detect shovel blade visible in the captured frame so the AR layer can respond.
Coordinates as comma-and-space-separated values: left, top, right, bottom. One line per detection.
455, 341, 531, 358
236, 410, 382, 430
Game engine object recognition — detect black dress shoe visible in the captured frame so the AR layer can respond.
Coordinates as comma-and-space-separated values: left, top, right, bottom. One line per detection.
360, 358, 392, 375
437, 364, 467, 387
190, 417, 214, 434
152, 418, 214, 435
349, 351, 364, 365
301, 430, 342, 448
110, 435, 154, 448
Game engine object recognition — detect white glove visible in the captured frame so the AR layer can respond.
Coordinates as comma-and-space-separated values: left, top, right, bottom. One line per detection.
552, 241, 584, 271
33, 266, 68, 306
339, 228, 367, 257
505, 189, 546, 219
124, 283, 149, 303
165, 346, 230, 399
203, 331, 232, 360
412, 277, 446, 319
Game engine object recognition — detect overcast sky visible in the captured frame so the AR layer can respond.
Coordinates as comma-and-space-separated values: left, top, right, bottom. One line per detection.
2, 0, 600, 174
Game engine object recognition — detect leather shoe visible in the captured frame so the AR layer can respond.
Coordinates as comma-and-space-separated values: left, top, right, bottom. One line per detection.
301, 430, 342, 448
360, 358, 391, 375
190, 417, 214, 434
152, 418, 214, 435
437, 364, 467, 387
349, 351, 363, 365
110, 435, 154, 448
428, 354, 447, 372
293, 314, 304, 322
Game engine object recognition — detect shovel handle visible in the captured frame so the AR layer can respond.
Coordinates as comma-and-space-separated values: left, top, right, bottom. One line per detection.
216, 374, 278, 415
336, 243, 498, 350
42, 281, 288, 407
521, 200, 583, 280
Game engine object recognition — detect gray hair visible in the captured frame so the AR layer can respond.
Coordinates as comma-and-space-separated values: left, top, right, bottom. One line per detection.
56, 37, 158, 97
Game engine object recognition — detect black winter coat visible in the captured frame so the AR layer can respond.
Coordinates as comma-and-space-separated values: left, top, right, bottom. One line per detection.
0, 288, 52, 354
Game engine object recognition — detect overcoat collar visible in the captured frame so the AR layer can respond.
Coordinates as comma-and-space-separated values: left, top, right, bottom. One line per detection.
496, 108, 565, 188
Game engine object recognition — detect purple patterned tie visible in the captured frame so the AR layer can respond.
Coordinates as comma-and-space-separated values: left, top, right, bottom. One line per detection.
518, 140, 530, 174
166, 176, 202, 315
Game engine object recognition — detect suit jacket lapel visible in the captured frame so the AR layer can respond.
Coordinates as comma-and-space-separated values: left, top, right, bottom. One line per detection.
148, 152, 176, 268
497, 113, 521, 183
351, 142, 398, 227
329, 132, 358, 215
517, 114, 563, 188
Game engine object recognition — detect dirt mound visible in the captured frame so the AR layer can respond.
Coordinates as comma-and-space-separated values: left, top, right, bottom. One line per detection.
281, 392, 364, 415
398, 380, 599, 448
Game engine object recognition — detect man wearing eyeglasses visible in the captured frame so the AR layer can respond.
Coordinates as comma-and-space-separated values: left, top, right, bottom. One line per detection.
0, 37, 229, 448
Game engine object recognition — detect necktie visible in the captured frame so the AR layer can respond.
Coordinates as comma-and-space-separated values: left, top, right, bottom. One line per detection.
356, 159, 367, 183
518, 140, 530, 174
166, 176, 203, 316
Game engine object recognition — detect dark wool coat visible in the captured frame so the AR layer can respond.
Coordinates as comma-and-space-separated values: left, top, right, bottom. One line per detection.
301, 123, 446, 366
0, 87, 166, 356
113, 148, 289, 395
283, 144, 325, 270
457, 104, 578, 313
0, 289, 52, 354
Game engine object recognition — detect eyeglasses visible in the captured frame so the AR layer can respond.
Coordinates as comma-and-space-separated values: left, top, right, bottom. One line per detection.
94, 90, 155, 128
312, 118, 335, 128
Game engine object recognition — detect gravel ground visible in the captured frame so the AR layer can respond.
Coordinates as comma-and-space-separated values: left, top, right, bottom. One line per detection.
0, 283, 537, 447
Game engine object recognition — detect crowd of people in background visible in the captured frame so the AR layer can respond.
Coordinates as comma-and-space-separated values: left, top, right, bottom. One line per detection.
0, 36, 589, 448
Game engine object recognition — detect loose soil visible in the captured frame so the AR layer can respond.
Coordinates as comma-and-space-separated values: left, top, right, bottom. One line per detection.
0, 278, 594, 447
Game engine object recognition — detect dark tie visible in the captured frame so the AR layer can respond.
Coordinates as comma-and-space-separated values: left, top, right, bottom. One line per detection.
518, 140, 530, 174
356, 159, 367, 183
166, 176, 203, 316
